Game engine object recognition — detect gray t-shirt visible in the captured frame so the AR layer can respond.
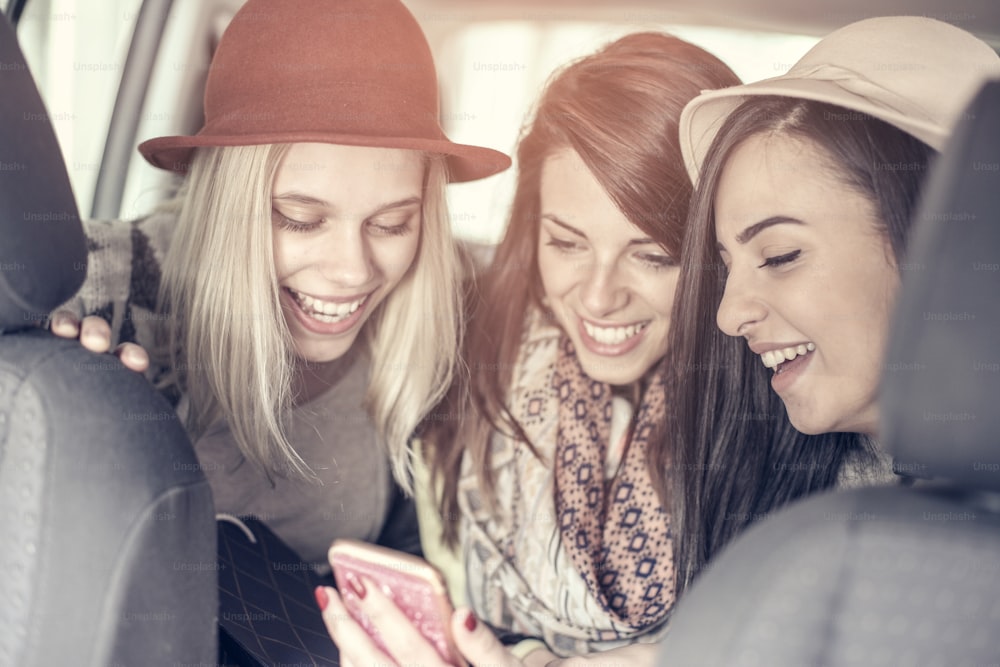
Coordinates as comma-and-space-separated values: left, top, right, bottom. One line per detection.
193, 350, 394, 571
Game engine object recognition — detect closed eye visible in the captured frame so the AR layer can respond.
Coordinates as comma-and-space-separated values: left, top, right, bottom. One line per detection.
367, 212, 417, 237
759, 249, 801, 268
637, 252, 677, 269
272, 209, 322, 233
545, 235, 581, 252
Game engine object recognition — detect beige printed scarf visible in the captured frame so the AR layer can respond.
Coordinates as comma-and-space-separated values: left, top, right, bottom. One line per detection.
552, 335, 675, 629
459, 311, 675, 653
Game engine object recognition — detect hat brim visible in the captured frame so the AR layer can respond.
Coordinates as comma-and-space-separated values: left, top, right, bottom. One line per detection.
679, 77, 949, 187
138, 131, 511, 183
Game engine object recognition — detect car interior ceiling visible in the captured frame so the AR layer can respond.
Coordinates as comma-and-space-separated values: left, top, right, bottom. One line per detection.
403, 0, 1000, 46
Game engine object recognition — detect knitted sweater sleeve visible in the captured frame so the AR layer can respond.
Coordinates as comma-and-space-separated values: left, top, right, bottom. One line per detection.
56, 210, 175, 350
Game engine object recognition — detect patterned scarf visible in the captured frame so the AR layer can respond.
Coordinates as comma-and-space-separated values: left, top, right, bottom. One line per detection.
552, 335, 674, 629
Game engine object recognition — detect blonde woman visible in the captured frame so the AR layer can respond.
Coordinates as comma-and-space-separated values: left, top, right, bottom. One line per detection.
51, 0, 509, 569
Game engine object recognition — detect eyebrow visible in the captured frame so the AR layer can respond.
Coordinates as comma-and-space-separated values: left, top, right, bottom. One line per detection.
727, 216, 804, 246
272, 193, 422, 216
541, 214, 657, 246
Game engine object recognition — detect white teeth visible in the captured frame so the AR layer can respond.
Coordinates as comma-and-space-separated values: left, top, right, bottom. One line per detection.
310, 311, 342, 323
583, 321, 646, 346
289, 289, 366, 323
760, 343, 815, 369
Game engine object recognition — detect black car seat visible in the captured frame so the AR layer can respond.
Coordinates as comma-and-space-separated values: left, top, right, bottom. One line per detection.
658, 79, 1000, 666
0, 13, 217, 667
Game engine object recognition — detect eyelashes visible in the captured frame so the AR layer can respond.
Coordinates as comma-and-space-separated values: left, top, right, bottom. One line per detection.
545, 237, 579, 251
271, 209, 415, 236
272, 210, 322, 233
637, 253, 678, 269
544, 235, 676, 270
759, 249, 801, 269
368, 219, 414, 237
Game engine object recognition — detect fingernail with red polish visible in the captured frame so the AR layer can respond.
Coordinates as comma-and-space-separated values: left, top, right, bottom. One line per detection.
464, 611, 477, 632
314, 586, 329, 611
346, 574, 367, 600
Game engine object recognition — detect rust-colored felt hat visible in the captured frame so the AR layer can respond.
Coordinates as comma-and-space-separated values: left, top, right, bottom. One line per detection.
139, 0, 511, 182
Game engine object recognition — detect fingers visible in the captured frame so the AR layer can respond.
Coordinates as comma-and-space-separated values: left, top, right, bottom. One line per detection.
78, 316, 113, 353
48, 310, 81, 339
328, 577, 455, 667
450, 608, 525, 667
114, 342, 150, 373
49, 311, 150, 374
359, 577, 453, 667
319, 586, 527, 667
318, 585, 400, 667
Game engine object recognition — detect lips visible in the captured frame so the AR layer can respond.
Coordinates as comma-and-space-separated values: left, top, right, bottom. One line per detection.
582, 320, 648, 345
753, 341, 816, 394
283, 286, 373, 337
287, 287, 368, 324
577, 317, 651, 357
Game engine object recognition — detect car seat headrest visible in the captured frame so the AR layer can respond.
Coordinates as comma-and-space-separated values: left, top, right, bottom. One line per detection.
882, 79, 1000, 492
0, 14, 87, 332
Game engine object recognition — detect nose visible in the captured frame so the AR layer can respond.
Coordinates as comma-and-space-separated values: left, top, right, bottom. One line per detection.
580, 259, 628, 317
318, 225, 375, 288
716, 270, 767, 338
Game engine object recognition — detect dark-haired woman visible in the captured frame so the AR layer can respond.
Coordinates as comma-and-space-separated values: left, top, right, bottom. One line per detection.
665, 16, 1000, 599
322, 31, 740, 667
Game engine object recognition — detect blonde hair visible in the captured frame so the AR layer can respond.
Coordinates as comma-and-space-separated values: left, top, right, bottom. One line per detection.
363, 154, 461, 490
158, 144, 460, 490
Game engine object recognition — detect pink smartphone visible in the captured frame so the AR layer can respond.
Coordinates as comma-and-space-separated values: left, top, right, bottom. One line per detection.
328, 539, 467, 667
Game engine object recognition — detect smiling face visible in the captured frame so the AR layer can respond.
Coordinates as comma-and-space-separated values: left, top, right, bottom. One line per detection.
271, 143, 423, 364
714, 133, 899, 436
537, 148, 679, 386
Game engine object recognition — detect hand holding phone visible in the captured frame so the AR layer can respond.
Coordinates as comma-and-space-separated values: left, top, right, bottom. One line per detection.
328, 539, 467, 667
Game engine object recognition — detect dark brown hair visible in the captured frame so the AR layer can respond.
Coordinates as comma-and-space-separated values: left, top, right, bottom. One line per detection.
662, 96, 935, 594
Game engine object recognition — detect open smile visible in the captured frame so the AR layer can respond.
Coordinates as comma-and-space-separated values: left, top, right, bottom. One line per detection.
756, 342, 816, 394
760, 342, 816, 373
582, 319, 648, 345
577, 317, 651, 356
287, 287, 369, 324
283, 287, 374, 336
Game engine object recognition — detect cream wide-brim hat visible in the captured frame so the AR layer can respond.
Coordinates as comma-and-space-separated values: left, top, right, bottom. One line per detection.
680, 16, 1000, 186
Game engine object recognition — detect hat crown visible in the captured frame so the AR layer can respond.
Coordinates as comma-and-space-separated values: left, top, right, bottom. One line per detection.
138, 0, 510, 181
785, 16, 1000, 134
680, 16, 1000, 183
203, 0, 441, 140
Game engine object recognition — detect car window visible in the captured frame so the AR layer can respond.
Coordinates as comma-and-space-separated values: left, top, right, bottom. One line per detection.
12, 0, 143, 219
